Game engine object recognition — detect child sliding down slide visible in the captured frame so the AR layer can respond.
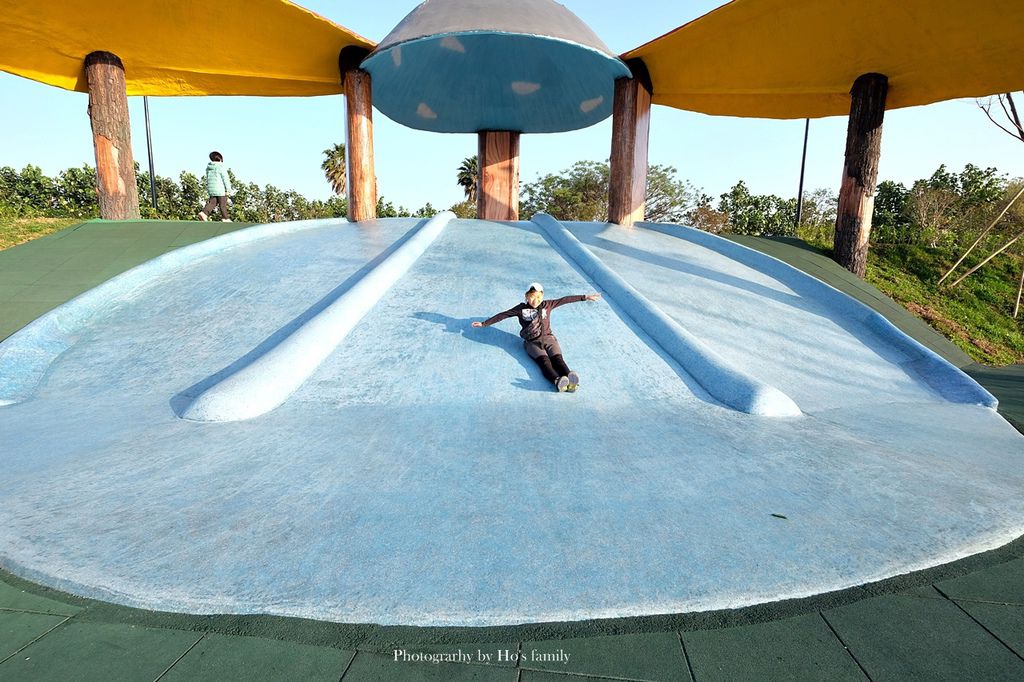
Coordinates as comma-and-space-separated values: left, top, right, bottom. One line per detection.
472, 282, 602, 392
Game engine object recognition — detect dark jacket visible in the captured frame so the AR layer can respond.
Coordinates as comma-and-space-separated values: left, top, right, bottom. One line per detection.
480, 295, 587, 341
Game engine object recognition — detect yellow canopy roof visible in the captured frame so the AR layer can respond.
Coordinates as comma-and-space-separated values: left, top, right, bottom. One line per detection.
625, 0, 1024, 119
0, 0, 374, 96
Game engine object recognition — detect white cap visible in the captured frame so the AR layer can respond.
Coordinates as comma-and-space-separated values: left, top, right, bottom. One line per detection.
527, 281, 543, 293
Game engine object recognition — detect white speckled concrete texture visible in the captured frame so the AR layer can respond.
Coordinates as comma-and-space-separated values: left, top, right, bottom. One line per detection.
0, 218, 1021, 626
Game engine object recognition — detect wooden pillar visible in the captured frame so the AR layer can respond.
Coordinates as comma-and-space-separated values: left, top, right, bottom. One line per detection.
84, 51, 140, 220
834, 73, 888, 277
343, 67, 376, 222
608, 61, 652, 227
477, 131, 520, 221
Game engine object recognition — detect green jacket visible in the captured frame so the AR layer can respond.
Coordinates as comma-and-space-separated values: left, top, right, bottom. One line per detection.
205, 161, 232, 197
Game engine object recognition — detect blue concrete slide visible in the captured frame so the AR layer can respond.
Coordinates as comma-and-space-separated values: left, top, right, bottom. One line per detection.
0, 218, 1020, 626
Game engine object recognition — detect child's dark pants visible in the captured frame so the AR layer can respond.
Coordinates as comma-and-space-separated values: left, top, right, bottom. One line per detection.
525, 335, 571, 384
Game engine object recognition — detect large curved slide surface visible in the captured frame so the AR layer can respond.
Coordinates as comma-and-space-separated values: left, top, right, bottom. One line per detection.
0, 218, 1020, 627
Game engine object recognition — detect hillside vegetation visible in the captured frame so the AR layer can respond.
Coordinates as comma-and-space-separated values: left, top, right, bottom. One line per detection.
2, 161, 1021, 365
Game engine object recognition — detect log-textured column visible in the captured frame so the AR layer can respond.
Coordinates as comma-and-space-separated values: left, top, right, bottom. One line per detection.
834, 73, 888, 277
477, 131, 520, 221
84, 51, 140, 220
608, 64, 652, 228
344, 68, 376, 222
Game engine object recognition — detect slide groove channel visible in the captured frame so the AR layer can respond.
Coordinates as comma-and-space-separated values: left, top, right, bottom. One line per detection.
531, 213, 801, 417
179, 211, 455, 422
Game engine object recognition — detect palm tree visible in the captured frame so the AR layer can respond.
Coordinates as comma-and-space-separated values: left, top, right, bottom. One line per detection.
322, 143, 346, 196
457, 155, 478, 202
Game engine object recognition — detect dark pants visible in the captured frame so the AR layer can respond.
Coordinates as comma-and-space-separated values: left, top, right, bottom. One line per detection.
534, 354, 571, 384
202, 196, 229, 217
525, 335, 571, 384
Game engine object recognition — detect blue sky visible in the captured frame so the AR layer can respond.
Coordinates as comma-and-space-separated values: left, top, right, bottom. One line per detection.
1, 0, 1021, 211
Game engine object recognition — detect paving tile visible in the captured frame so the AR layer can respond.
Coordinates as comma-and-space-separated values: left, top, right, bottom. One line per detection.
343, 651, 516, 681
0, 613, 67, 661
57, 258, 118, 274
900, 585, 945, 599
0, 268, 47, 286
0, 622, 200, 681
0, 255, 71, 270
684, 613, 865, 682
0, 580, 81, 617
0, 303, 58, 339
520, 672, 638, 681
18, 284, 94, 303
48, 268, 115, 286
522, 631, 687, 681
0, 285, 30, 303
371, 643, 518, 668
935, 559, 1024, 605
824, 594, 1024, 680
955, 601, 1024, 659
161, 633, 352, 681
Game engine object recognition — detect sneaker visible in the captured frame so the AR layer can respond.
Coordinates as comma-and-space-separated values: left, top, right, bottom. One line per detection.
566, 371, 580, 392
223, 218, 232, 222
197, 211, 208, 221
556, 376, 570, 392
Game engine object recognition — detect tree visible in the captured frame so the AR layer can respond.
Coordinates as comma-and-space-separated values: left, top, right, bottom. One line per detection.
907, 181, 959, 248
686, 193, 729, 234
321, 143, 346, 196
646, 165, 698, 223
55, 166, 98, 218
717, 181, 796, 237
376, 196, 412, 218
521, 160, 608, 221
457, 156, 478, 202
520, 160, 697, 223
872, 180, 912, 244
978, 93, 1024, 145
448, 199, 476, 219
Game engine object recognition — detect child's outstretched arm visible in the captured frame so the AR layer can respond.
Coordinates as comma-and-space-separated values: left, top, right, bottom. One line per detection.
548, 293, 602, 309
470, 306, 519, 328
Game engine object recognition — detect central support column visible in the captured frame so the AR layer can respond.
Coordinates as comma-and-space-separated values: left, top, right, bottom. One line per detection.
477, 131, 520, 221
834, 73, 888, 277
84, 51, 140, 220
343, 66, 377, 222
608, 60, 652, 228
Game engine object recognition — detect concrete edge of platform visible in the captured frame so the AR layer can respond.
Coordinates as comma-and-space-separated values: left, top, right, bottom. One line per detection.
1, 533, 1021, 650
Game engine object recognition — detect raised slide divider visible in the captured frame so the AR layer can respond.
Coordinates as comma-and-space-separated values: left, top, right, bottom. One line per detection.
637, 221, 998, 409
0, 218, 345, 407
532, 213, 802, 417
179, 211, 455, 422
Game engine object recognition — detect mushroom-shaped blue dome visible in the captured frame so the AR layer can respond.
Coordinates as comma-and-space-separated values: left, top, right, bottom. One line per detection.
362, 0, 631, 133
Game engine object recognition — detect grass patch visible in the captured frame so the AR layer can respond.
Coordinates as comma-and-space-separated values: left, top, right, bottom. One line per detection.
866, 244, 1024, 365
0, 216, 81, 250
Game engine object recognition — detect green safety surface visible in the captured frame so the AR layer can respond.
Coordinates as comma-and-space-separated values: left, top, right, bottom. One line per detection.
822, 593, 1024, 680
683, 614, 866, 682
0, 221, 1022, 680
0, 220, 253, 342
159, 633, 354, 682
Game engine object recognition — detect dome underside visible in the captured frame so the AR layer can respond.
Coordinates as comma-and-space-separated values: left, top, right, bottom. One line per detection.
364, 32, 629, 133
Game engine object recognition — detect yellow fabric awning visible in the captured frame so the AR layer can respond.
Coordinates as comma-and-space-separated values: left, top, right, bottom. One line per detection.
0, 0, 374, 96
625, 0, 1024, 119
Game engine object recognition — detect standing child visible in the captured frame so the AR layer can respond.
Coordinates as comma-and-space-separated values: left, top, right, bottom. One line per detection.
198, 151, 233, 222
472, 282, 601, 392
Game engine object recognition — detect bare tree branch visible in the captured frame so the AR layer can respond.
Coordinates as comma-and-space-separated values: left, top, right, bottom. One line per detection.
978, 95, 1024, 141
1005, 92, 1024, 141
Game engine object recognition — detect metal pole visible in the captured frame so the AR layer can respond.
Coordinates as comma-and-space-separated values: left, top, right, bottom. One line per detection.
143, 96, 157, 210
795, 118, 809, 228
